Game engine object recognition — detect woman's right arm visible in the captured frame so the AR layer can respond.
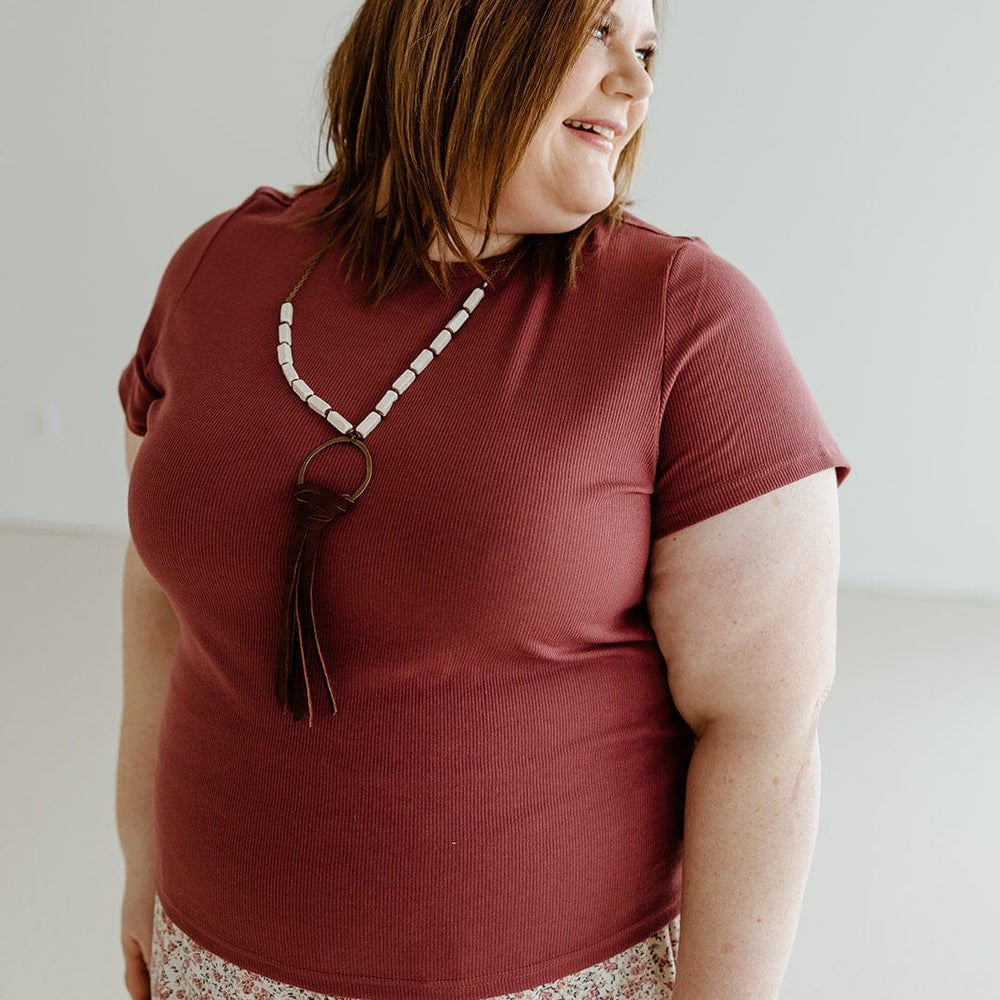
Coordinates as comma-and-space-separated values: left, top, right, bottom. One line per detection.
116, 426, 179, 1000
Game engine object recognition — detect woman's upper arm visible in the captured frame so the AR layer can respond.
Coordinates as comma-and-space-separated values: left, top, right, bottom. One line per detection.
125, 425, 143, 476
646, 468, 841, 739
122, 424, 171, 598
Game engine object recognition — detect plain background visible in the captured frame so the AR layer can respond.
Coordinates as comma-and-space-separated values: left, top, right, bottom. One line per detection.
1, 1, 998, 998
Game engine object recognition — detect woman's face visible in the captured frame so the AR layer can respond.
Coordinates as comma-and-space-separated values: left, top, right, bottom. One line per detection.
450, 0, 658, 255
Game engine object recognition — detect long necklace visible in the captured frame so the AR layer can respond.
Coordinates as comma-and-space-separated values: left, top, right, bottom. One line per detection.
274, 239, 490, 725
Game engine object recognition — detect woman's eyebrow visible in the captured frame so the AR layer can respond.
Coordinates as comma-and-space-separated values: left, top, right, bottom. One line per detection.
606, 10, 660, 44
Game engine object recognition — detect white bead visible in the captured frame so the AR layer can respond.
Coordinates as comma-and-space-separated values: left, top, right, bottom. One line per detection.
281, 302, 294, 325
375, 389, 398, 416
445, 310, 468, 333
281, 362, 299, 383
308, 394, 331, 417
392, 370, 416, 394
293, 379, 313, 402
277, 343, 292, 366
429, 330, 452, 355
356, 411, 382, 437
410, 348, 434, 374
279, 323, 292, 345
464, 287, 485, 311
326, 410, 352, 434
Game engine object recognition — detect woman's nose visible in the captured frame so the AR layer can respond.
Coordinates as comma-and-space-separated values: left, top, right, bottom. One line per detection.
603, 55, 654, 104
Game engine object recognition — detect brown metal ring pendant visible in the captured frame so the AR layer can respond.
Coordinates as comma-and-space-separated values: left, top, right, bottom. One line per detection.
296, 432, 374, 501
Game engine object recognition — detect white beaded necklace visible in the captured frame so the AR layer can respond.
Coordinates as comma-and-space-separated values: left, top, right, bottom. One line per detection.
274, 239, 491, 725
276, 284, 487, 440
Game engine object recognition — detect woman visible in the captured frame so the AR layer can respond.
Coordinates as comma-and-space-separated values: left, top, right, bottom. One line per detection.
117, 0, 850, 998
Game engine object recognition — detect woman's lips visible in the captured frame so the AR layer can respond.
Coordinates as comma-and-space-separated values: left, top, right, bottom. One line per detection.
563, 122, 615, 152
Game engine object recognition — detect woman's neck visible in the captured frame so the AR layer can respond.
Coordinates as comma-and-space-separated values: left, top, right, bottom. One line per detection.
427, 222, 522, 262
375, 165, 523, 262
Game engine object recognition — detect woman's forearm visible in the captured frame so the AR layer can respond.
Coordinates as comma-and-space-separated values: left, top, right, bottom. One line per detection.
671, 720, 822, 1000
116, 541, 178, 871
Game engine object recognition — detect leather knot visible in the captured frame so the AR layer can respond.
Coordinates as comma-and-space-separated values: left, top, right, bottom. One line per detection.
292, 481, 355, 530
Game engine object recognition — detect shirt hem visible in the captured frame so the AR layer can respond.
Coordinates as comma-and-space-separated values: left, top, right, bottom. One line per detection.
155, 886, 680, 1000
652, 447, 850, 541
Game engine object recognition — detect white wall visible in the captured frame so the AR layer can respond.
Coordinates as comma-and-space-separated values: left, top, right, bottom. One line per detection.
2, 0, 998, 599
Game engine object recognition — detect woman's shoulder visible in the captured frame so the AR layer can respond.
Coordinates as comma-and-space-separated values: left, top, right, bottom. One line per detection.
607, 213, 777, 321
240, 180, 334, 223
155, 180, 336, 288
176, 179, 335, 245
617, 211, 706, 254
197, 179, 334, 235
155, 184, 299, 272
591, 210, 711, 283
576, 210, 716, 311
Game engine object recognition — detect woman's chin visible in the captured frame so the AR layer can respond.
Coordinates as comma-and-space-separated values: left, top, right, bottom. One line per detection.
529, 191, 618, 233
562, 181, 617, 222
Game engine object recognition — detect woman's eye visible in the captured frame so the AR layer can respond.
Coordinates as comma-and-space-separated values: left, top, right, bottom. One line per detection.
591, 20, 655, 69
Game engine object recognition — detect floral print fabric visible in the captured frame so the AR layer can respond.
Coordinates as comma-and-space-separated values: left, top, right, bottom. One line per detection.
150, 893, 680, 1000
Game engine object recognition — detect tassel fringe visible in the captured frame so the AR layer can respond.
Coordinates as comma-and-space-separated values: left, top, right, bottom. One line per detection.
276, 480, 355, 724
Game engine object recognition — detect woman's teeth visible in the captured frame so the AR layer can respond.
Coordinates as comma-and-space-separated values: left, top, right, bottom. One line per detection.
564, 120, 616, 141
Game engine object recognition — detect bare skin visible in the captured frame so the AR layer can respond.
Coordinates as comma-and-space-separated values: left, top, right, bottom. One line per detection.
646, 468, 840, 999
117, 428, 177, 1000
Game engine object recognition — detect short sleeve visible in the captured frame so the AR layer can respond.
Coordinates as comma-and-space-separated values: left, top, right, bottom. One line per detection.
118, 204, 243, 435
651, 240, 851, 540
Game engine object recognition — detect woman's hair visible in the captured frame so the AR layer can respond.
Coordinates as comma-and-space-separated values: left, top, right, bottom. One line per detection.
291, 0, 654, 302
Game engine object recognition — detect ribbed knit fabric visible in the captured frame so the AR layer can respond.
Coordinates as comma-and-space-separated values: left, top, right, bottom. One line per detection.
119, 182, 850, 1000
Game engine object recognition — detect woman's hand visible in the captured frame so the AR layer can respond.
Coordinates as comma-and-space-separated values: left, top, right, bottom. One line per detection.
121, 865, 156, 1000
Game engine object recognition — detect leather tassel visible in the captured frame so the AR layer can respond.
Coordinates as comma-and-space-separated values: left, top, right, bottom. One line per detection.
276, 480, 355, 723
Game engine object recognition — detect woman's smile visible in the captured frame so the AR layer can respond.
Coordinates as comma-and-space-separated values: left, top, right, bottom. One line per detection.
562, 118, 625, 153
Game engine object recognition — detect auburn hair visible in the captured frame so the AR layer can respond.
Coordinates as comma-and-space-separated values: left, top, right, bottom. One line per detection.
291, 0, 654, 302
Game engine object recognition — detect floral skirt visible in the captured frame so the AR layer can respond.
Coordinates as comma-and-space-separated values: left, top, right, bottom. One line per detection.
150, 893, 680, 1000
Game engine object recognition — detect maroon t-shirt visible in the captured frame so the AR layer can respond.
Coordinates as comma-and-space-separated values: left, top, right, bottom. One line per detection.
120, 182, 850, 999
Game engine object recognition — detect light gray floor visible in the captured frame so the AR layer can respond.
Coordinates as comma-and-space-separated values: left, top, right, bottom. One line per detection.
1, 527, 997, 999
